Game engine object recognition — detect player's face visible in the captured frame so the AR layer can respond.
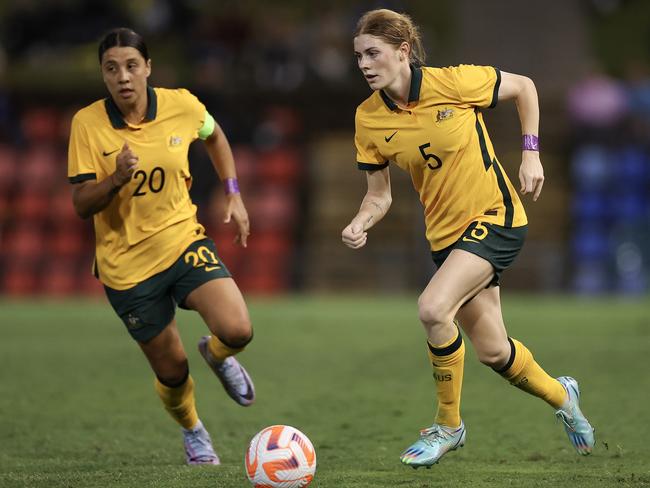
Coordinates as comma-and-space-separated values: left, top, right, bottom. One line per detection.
354, 34, 403, 90
101, 47, 151, 106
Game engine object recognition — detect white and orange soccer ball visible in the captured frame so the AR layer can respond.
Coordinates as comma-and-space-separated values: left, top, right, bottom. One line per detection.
245, 425, 316, 488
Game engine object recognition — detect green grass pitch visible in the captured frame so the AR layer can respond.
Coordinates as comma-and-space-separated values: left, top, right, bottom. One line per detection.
1, 295, 649, 487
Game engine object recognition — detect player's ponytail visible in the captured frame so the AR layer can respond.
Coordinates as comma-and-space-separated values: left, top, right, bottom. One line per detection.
354, 9, 426, 67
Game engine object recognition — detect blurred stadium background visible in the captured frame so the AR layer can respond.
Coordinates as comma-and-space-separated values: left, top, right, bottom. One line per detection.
0, 0, 649, 297
2, 2, 650, 487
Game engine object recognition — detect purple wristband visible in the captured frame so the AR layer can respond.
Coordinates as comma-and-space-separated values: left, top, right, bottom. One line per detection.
224, 177, 240, 195
522, 134, 540, 151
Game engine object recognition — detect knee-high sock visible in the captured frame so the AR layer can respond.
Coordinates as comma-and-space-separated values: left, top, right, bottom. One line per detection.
427, 328, 465, 428
154, 374, 199, 430
207, 335, 244, 362
495, 338, 567, 408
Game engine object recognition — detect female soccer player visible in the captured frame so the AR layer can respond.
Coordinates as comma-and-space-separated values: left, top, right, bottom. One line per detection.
342, 9, 595, 467
68, 28, 255, 465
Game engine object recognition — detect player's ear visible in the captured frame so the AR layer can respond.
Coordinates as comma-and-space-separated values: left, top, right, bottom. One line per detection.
145, 59, 152, 77
399, 41, 410, 62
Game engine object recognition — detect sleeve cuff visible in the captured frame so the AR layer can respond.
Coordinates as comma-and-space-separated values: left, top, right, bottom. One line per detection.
357, 161, 389, 171
68, 173, 96, 184
489, 68, 501, 109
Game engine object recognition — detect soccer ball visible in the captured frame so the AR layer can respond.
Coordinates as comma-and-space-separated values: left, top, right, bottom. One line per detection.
245, 425, 316, 488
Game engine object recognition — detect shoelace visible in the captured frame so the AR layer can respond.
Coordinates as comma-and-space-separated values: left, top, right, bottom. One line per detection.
556, 409, 577, 432
418, 426, 451, 447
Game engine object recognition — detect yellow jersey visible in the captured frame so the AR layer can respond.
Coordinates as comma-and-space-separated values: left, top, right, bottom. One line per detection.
68, 87, 212, 289
355, 65, 527, 251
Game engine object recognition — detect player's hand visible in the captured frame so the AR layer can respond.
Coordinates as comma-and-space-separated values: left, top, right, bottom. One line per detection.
224, 193, 250, 248
519, 151, 544, 201
342, 221, 367, 249
113, 142, 139, 187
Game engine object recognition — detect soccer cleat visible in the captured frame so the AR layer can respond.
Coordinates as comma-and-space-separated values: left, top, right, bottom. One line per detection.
198, 336, 255, 406
400, 421, 466, 468
182, 420, 220, 465
555, 376, 595, 455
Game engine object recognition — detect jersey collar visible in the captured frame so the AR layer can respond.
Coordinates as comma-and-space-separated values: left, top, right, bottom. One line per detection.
379, 64, 423, 111
104, 86, 158, 129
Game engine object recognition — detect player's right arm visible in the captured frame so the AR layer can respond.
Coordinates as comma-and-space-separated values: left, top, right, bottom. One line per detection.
72, 142, 138, 219
341, 166, 392, 250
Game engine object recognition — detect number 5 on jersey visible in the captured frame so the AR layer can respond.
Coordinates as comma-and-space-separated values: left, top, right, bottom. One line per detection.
419, 143, 442, 170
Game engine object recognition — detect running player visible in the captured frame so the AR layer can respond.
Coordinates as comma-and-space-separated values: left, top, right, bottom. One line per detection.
342, 9, 595, 467
68, 28, 255, 465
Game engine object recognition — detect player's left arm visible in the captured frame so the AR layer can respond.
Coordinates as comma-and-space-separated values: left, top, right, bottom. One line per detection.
498, 71, 544, 201
203, 120, 250, 247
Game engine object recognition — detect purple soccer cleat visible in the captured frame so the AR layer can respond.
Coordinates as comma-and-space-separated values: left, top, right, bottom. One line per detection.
198, 336, 255, 406
182, 420, 220, 465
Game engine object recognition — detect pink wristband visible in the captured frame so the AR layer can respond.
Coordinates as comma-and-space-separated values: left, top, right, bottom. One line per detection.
522, 134, 540, 151
224, 177, 240, 195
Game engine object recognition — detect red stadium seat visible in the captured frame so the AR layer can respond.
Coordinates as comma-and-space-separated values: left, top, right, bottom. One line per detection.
249, 185, 298, 231
48, 225, 84, 259
235, 231, 293, 294
18, 145, 59, 192
40, 259, 77, 296
48, 188, 80, 226
14, 190, 50, 221
2, 262, 39, 295
256, 147, 302, 186
2, 224, 45, 262
0, 144, 17, 190
21, 108, 61, 143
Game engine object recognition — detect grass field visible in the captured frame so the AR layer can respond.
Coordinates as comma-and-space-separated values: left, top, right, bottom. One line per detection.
1, 295, 649, 487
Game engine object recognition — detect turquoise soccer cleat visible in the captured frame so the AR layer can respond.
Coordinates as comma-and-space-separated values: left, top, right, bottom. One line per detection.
555, 376, 595, 455
400, 421, 466, 468
182, 420, 220, 465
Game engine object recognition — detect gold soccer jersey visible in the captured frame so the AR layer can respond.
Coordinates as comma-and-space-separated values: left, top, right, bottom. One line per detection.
355, 65, 527, 251
68, 87, 212, 289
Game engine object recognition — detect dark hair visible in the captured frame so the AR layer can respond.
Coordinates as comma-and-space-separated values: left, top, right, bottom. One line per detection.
354, 9, 426, 67
98, 28, 149, 64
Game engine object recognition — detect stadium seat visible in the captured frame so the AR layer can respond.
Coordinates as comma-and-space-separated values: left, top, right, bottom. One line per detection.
2, 224, 45, 263
48, 189, 80, 226
2, 261, 39, 295
21, 107, 61, 143
14, 190, 51, 221
256, 147, 302, 186
40, 259, 78, 296
49, 225, 84, 259
249, 185, 298, 231
18, 145, 58, 191
0, 144, 17, 190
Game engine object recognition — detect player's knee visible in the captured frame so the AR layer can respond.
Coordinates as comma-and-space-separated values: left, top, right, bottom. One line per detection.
417, 295, 452, 327
157, 359, 189, 387
218, 323, 254, 349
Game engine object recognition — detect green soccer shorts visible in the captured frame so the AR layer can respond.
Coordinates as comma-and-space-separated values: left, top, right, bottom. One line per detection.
104, 238, 231, 343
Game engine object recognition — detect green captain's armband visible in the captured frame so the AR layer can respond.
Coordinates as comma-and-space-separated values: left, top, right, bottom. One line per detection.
198, 111, 215, 140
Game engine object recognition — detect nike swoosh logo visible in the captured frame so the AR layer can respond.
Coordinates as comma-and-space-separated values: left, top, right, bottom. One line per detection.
241, 384, 255, 400
384, 131, 397, 142
204, 265, 221, 272
462, 236, 479, 243
102, 149, 119, 157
